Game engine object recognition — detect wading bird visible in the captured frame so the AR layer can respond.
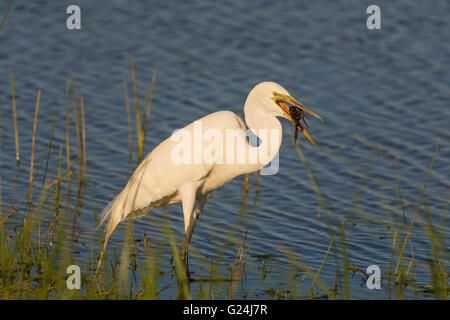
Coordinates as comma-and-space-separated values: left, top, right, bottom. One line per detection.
98, 82, 325, 280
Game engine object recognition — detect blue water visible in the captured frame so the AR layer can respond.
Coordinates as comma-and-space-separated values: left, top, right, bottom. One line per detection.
0, 1, 448, 299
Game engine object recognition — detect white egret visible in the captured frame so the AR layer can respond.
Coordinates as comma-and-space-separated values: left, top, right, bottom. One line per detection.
98, 81, 325, 279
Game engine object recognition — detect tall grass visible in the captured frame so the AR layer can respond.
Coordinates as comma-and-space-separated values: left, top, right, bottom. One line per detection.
394, 138, 440, 275
28, 89, 41, 213
128, 55, 157, 165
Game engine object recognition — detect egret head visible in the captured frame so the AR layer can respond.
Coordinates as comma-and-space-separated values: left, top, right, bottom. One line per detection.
251, 82, 325, 145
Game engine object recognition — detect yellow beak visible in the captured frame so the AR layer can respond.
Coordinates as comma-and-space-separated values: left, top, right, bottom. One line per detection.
274, 95, 325, 146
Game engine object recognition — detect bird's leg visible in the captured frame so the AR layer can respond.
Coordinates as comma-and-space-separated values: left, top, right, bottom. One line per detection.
179, 186, 197, 282
179, 191, 209, 282
179, 201, 203, 282
180, 223, 194, 282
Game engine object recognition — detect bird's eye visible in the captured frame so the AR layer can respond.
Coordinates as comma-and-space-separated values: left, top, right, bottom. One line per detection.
273, 91, 278, 97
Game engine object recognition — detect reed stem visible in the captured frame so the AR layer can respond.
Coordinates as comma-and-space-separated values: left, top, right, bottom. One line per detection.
10, 68, 20, 164
28, 89, 41, 213
80, 96, 87, 183
123, 78, 133, 166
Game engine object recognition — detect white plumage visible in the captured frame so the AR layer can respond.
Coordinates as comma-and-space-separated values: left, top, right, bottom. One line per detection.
98, 81, 324, 276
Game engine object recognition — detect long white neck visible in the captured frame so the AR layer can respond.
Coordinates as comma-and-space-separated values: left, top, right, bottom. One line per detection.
240, 92, 283, 175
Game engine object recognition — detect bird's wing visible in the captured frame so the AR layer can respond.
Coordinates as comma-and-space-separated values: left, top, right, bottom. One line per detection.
99, 110, 246, 247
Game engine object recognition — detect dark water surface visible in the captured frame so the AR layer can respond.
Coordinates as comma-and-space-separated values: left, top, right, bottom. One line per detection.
0, 1, 448, 299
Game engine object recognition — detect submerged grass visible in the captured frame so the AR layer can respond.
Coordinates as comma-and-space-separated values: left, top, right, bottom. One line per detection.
394, 138, 440, 275
0, 70, 447, 299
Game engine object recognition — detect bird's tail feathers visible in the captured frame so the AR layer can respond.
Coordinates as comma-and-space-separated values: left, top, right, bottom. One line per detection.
98, 156, 154, 253
96, 157, 153, 276
98, 190, 152, 252
97, 189, 128, 251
